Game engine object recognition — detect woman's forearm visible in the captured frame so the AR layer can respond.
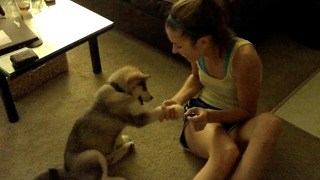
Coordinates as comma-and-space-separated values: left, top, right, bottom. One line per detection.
172, 74, 203, 105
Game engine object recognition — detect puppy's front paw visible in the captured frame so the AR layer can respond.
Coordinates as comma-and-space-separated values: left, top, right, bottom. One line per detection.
168, 104, 185, 119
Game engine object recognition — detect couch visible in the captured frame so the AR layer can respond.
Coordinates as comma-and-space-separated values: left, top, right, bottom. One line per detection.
73, 0, 320, 54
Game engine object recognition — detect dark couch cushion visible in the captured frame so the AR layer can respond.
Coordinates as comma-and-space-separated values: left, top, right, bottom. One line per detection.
130, 0, 173, 19
130, 0, 276, 43
229, 0, 277, 43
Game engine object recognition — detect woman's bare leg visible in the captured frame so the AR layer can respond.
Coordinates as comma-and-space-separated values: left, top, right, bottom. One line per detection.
229, 112, 282, 180
185, 123, 240, 180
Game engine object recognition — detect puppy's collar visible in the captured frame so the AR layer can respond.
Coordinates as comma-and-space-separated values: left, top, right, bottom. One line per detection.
109, 82, 125, 93
109, 81, 144, 105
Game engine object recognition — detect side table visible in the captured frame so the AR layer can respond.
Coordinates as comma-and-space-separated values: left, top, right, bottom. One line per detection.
0, 0, 114, 123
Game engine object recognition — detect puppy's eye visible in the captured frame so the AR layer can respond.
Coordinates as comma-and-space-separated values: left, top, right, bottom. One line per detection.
138, 81, 147, 90
174, 44, 182, 49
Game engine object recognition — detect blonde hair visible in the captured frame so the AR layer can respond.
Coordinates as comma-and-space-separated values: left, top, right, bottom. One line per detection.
166, 0, 234, 48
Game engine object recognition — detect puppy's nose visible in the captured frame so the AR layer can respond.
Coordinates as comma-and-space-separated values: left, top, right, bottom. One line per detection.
150, 96, 153, 100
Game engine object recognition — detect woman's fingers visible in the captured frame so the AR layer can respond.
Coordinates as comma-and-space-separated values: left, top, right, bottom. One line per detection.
160, 104, 185, 121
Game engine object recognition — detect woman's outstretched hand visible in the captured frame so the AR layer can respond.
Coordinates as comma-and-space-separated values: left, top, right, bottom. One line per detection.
159, 100, 184, 121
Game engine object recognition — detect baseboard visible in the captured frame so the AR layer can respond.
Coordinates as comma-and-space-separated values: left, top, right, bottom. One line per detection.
272, 67, 320, 113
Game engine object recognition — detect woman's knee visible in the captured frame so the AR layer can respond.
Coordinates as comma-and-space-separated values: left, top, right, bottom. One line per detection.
255, 112, 282, 139
209, 130, 240, 164
212, 142, 240, 173
224, 143, 240, 162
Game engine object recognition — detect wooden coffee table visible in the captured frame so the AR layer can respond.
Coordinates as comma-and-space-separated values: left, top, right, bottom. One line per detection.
0, 0, 114, 123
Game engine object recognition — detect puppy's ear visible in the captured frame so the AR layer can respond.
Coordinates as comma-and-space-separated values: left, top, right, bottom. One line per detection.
140, 73, 151, 80
127, 72, 150, 90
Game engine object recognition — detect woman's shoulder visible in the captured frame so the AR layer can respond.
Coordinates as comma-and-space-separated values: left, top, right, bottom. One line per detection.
231, 38, 262, 75
233, 37, 252, 47
233, 37, 259, 61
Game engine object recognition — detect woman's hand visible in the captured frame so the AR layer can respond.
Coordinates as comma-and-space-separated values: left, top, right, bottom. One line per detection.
185, 107, 209, 131
159, 100, 184, 121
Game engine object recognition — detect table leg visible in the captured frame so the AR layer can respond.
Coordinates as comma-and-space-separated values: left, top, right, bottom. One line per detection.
88, 36, 102, 74
0, 73, 19, 123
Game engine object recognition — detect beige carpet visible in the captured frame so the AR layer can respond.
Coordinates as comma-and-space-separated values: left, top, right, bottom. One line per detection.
1, 29, 320, 179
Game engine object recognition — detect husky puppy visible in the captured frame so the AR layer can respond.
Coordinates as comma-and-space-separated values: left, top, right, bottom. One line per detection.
34, 66, 184, 180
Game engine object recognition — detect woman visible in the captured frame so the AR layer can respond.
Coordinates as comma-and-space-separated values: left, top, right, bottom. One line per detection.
160, 0, 282, 179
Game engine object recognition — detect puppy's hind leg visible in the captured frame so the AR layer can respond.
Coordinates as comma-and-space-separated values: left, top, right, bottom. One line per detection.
115, 134, 134, 149
107, 139, 135, 165
105, 177, 126, 180
70, 150, 125, 180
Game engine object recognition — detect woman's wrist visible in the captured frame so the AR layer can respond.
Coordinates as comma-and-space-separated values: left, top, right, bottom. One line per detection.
205, 109, 218, 123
